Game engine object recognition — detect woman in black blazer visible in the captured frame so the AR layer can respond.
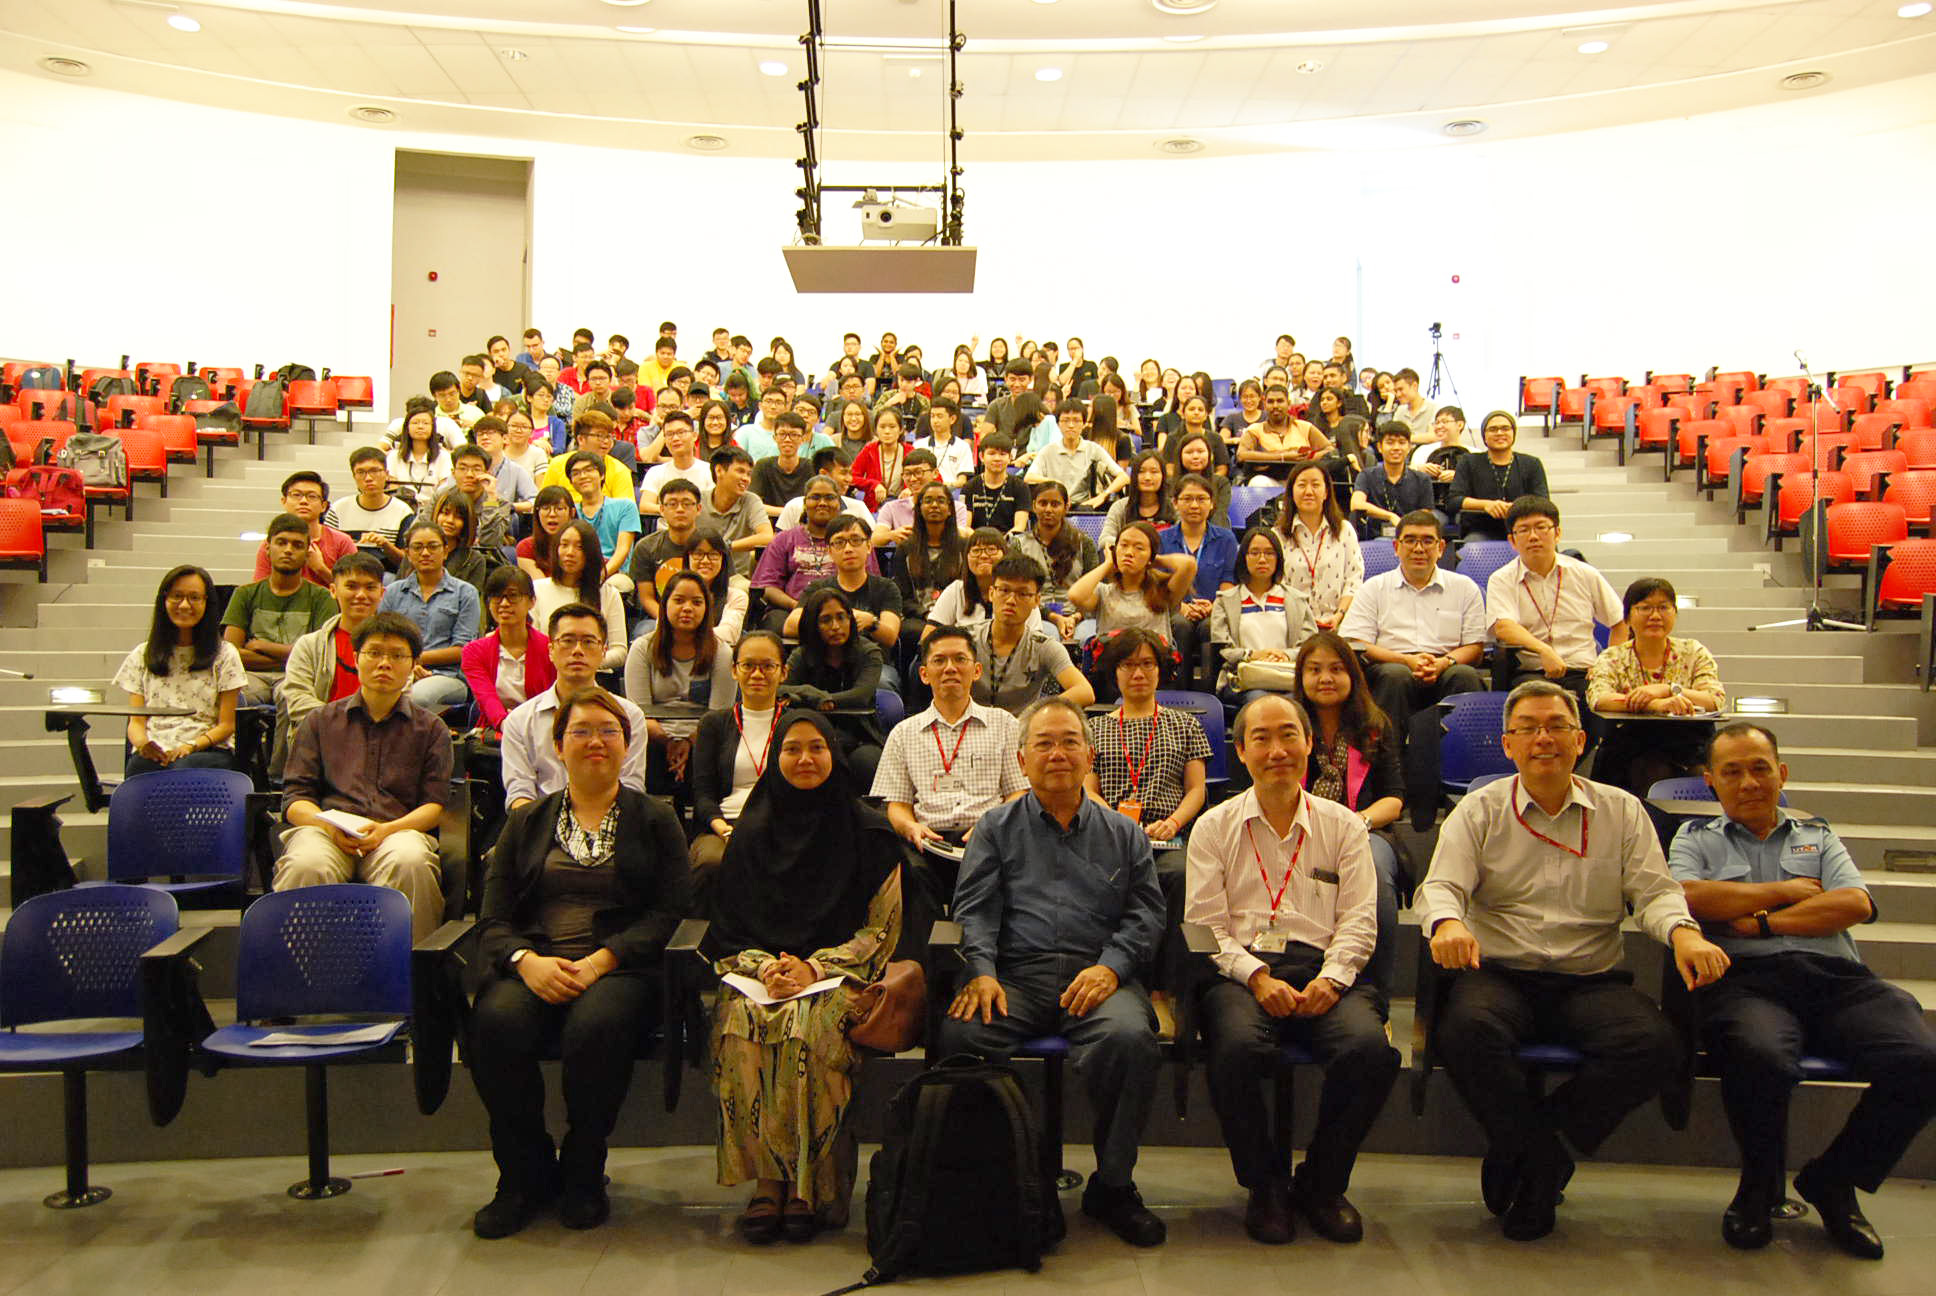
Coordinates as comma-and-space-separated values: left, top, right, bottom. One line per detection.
468, 687, 693, 1241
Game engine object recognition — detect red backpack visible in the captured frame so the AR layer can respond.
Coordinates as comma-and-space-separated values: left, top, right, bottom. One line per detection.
4, 464, 86, 520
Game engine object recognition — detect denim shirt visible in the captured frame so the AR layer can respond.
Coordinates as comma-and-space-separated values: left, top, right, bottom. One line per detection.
377, 570, 481, 677
954, 792, 1164, 984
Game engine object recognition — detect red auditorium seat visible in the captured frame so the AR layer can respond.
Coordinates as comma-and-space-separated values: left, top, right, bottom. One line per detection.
1717, 405, 1764, 440
1764, 376, 1809, 406
1834, 371, 1890, 403
78, 367, 132, 393
1869, 537, 1936, 629
1582, 376, 1626, 402
137, 413, 200, 464
1896, 378, 1936, 405
134, 362, 181, 396
1793, 432, 1859, 472
1761, 418, 1806, 453
1879, 398, 1933, 430
287, 379, 339, 443
1699, 431, 1765, 497
1830, 384, 1872, 415
104, 393, 165, 428
120, 428, 169, 508
1, 361, 57, 397
0, 498, 48, 582
332, 375, 375, 433
10, 419, 74, 464
0, 406, 18, 426
1711, 371, 1758, 404
1850, 413, 1896, 450
1825, 501, 1908, 568
1742, 388, 1793, 421
1768, 470, 1855, 547
1519, 377, 1562, 424
1634, 407, 1681, 474
1590, 394, 1637, 450
1736, 451, 1809, 518
1648, 372, 1694, 394
1884, 470, 1936, 531
1899, 430, 1936, 470
1843, 449, 1909, 498
1556, 385, 1590, 428
199, 367, 245, 400
1794, 400, 1848, 433
1625, 384, 1664, 409
17, 389, 78, 421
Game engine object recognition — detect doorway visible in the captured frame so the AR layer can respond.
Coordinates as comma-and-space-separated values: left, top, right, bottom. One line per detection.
389, 151, 531, 419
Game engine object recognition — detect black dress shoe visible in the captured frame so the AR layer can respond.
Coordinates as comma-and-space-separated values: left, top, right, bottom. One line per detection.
472, 1188, 541, 1239
1243, 1181, 1294, 1245
1502, 1141, 1562, 1242
559, 1183, 610, 1230
1721, 1197, 1773, 1251
1794, 1164, 1884, 1260
1292, 1183, 1364, 1244
1082, 1175, 1167, 1247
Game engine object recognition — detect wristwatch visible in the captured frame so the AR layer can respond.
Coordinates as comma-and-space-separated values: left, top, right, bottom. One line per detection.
1670, 683, 1685, 697
1753, 910, 1773, 938
509, 948, 532, 966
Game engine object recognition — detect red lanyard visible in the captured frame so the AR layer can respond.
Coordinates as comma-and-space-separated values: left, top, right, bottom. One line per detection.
932, 714, 971, 774
1521, 566, 1565, 641
1117, 706, 1159, 794
1244, 818, 1306, 927
1294, 523, 1327, 590
734, 701, 784, 780
1511, 777, 1590, 857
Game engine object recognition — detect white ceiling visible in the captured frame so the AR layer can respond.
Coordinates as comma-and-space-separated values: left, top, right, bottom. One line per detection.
2, 0, 1933, 159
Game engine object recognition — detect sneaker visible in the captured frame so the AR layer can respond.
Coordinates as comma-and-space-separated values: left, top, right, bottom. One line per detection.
1081, 1174, 1166, 1247
472, 1189, 540, 1239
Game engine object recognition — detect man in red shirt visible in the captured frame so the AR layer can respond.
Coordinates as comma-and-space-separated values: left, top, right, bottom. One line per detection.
254, 471, 356, 586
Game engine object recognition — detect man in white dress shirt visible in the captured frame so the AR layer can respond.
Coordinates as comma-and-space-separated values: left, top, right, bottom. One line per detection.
499, 605, 647, 809
1485, 496, 1626, 717
1185, 693, 1399, 1246
1417, 679, 1730, 1242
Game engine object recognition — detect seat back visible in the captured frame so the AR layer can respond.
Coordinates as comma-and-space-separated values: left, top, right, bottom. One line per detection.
1648, 373, 1694, 394
106, 768, 253, 883
0, 885, 179, 1026
1681, 418, 1729, 466
1635, 407, 1679, 447
1825, 502, 1908, 562
1829, 384, 1872, 415
1228, 484, 1278, 530
1794, 400, 1847, 433
1775, 471, 1854, 527
1582, 376, 1625, 401
1439, 691, 1514, 787
1849, 413, 1895, 450
333, 375, 375, 408
1834, 371, 1889, 402
1883, 470, 1936, 527
1899, 429, 1936, 470
1877, 538, 1936, 609
1763, 375, 1808, 404
1740, 452, 1809, 502
1711, 371, 1757, 402
1793, 432, 1857, 471
1842, 449, 1907, 497
1880, 398, 1933, 430
1716, 405, 1763, 439
233, 884, 413, 1022
1895, 380, 1936, 406
875, 686, 906, 731
1556, 387, 1589, 418
1360, 536, 1398, 579
287, 379, 338, 415
0, 498, 45, 557
1591, 395, 1637, 430
1742, 388, 1792, 420
1449, 539, 1516, 590
1760, 418, 1807, 453
105, 393, 165, 427
1520, 377, 1562, 412
1068, 512, 1105, 545
1155, 689, 1226, 781
120, 427, 168, 475
17, 388, 77, 421
136, 412, 199, 457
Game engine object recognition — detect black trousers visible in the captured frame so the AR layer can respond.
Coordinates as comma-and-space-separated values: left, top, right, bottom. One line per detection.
469, 970, 657, 1193
1436, 965, 1677, 1165
1199, 943, 1399, 1194
1365, 660, 1485, 830
1700, 951, 1936, 1195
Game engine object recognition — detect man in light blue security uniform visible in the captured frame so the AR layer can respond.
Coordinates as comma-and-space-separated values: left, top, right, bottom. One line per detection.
1669, 721, 1936, 1259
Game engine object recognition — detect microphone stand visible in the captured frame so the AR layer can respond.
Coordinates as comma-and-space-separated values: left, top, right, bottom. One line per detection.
1750, 348, 1865, 633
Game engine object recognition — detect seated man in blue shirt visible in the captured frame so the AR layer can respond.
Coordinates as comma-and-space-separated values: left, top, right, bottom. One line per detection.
1156, 473, 1237, 689
1350, 423, 1440, 538
937, 696, 1168, 1248
1670, 722, 1936, 1258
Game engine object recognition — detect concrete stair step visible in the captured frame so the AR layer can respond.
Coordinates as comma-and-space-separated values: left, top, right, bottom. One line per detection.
1753, 712, 1922, 751
1783, 745, 1936, 785
0, 737, 125, 777
1781, 781, 1936, 829
1865, 873, 1936, 925
1826, 822, 1936, 872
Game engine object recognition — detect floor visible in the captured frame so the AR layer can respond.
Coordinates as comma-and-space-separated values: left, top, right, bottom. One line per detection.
0, 1147, 1927, 1296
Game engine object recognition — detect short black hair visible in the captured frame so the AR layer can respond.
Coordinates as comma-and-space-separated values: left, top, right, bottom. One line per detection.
348, 445, 385, 470
1621, 576, 1677, 621
922, 624, 976, 663
991, 554, 1046, 591
546, 601, 608, 639
1396, 509, 1443, 537
710, 445, 754, 471
352, 611, 422, 659
331, 551, 385, 583
1706, 720, 1781, 765
582, 359, 612, 380
265, 511, 309, 541
566, 450, 605, 479
451, 443, 489, 468
483, 564, 535, 601
1377, 421, 1413, 443
280, 470, 328, 500
657, 477, 702, 504
1504, 495, 1560, 531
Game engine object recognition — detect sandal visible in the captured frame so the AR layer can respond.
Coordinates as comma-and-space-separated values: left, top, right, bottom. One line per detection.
782, 1196, 819, 1244
737, 1194, 783, 1245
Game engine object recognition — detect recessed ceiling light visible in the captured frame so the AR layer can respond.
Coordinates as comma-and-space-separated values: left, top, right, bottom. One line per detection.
1035, 67, 1063, 82
1152, 0, 1218, 14
600, 0, 652, 7
1295, 58, 1325, 74
1157, 137, 1205, 154
499, 48, 528, 61
350, 105, 396, 124
1898, 2, 1931, 17
685, 134, 728, 151
238, 531, 266, 543
1780, 70, 1831, 90
1596, 530, 1634, 544
166, 13, 200, 33
759, 60, 788, 76
1163, 34, 1205, 43
1577, 39, 1610, 54
614, 26, 654, 35
908, 67, 922, 78
39, 56, 90, 76
1442, 119, 1487, 137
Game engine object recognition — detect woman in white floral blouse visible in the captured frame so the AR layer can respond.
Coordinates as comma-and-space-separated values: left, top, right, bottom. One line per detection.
1586, 576, 1727, 792
1274, 461, 1363, 631
112, 564, 246, 777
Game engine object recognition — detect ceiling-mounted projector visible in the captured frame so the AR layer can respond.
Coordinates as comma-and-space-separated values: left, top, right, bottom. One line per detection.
855, 189, 939, 244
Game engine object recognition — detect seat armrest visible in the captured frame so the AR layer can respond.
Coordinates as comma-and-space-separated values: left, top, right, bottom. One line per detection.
668, 917, 709, 958
415, 917, 477, 954
141, 926, 218, 1126
663, 919, 710, 1111
929, 919, 964, 953
411, 918, 477, 1116
922, 921, 967, 1065
1179, 921, 1218, 956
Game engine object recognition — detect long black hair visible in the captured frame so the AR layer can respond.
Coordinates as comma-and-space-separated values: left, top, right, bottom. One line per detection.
904, 481, 964, 593
550, 518, 605, 609
145, 565, 221, 676
1028, 480, 1082, 586
681, 526, 735, 622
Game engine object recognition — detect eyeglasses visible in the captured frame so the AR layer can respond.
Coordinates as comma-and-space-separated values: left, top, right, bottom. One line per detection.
406, 540, 445, 553
1119, 660, 1160, 675
1395, 535, 1440, 549
1510, 522, 1556, 539
565, 726, 624, 742
804, 492, 841, 503
1026, 736, 1088, 754
552, 634, 606, 650
164, 592, 206, 605
1505, 723, 1580, 738
283, 491, 324, 504
358, 647, 414, 663
828, 536, 868, 550
736, 660, 782, 675
487, 591, 530, 604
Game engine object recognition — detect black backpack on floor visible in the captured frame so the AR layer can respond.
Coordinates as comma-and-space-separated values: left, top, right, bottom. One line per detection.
842, 1056, 1062, 1290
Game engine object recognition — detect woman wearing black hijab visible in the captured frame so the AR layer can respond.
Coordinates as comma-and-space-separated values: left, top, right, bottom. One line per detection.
707, 710, 904, 1245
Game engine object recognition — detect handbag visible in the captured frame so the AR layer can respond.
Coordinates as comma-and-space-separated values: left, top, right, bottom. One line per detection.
1235, 658, 1300, 691
843, 959, 926, 1053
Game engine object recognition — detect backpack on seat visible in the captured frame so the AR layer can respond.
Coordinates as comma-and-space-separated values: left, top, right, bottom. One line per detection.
5, 464, 87, 520
168, 374, 212, 410
57, 433, 128, 489
851, 1056, 1062, 1289
244, 378, 289, 421
16, 365, 63, 391
88, 374, 137, 407
274, 363, 317, 384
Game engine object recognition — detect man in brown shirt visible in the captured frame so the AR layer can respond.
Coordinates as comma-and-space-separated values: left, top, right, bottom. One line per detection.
276, 611, 452, 941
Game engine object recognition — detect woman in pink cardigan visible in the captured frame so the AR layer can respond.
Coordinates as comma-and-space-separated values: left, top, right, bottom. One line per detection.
462, 566, 557, 734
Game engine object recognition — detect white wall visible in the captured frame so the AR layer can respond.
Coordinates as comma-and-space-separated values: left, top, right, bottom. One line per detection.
4, 67, 1932, 418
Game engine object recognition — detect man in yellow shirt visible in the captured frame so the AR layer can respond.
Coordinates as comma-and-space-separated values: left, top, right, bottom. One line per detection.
539, 411, 635, 505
